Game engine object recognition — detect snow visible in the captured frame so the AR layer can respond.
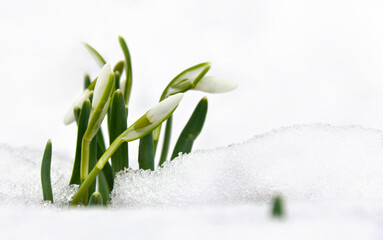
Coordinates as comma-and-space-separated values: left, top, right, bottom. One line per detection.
111, 124, 383, 207
1, 125, 383, 239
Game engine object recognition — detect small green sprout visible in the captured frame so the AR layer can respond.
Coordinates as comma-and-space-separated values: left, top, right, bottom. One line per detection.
41, 36, 236, 207
41, 140, 53, 202
271, 195, 284, 218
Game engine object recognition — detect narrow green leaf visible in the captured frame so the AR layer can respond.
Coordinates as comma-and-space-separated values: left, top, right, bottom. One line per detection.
83, 42, 107, 67
158, 115, 172, 166
98, 171, 110, 205
41, 139, 53, 202
102, 161, 114, 191
73, 107, 81, 124
118, 36, 132, 105
88, 192, 103, 206
272, 195, 284, 218
171, 97, 208, 160
109, 90, 129, 173
69, 100, 90, 185
138, 132, 154, 170
88, 133, 98, 199
96, 129, 106, 157
84, 74, 91, 90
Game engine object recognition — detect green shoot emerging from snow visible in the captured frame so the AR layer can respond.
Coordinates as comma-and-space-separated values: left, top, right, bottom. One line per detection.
41, 36, 237, 206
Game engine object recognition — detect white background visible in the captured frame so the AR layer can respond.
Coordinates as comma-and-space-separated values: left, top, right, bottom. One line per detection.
1, 0, 383, 156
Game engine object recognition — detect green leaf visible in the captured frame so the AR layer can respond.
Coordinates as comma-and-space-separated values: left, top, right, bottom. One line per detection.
109, 90, 129, 173
41, 139, 53, 202
71, 93, 184, 206
102, 161, 114, 191
69, 100, 90, 185
96, 129, 106, 159
83, 42, 107, 67
171, 97, 208, 160
113, 61, 124, 90
88, 192, 103, 206
272, 195, 284, 218
84, 74, 91, 90
118, 36, 133, 105
138, 132, 154, 170
73, 107, 81, 124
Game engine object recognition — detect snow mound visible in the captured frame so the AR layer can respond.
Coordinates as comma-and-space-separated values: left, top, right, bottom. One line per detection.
111, 124, 383, 207
0, 144, 74, 207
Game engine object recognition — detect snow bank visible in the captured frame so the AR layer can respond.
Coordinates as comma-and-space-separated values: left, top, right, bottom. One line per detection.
2, 124, 383, 239
111, 124, 383, 207
0, 145, 75, 207
2, 124, 383, 208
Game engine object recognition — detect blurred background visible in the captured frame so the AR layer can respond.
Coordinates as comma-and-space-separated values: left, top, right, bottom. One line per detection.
1, 0, 383, 164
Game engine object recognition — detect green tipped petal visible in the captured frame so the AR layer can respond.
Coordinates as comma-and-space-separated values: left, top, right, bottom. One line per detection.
160, 62, 211, 100
122, 93, 184, 142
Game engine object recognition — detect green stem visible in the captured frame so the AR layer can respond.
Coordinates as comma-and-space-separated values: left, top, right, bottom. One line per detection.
80, 136, 91, 183
71, 138, 123, 206
159, 115, 173, 166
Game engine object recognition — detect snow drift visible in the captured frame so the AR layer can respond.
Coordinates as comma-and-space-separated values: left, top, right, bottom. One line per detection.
2, 124, 382, 207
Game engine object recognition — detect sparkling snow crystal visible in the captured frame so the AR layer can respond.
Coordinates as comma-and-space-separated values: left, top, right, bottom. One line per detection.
111, 124, 383, 207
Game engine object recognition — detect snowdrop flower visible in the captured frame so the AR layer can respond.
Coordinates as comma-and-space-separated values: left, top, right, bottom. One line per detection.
130, 93, 184, 134
92, 63, 112, 110
193, 75, 237, 93
146, 93, 184, 124
62, 63, 113, 125
63, 89, 92, 125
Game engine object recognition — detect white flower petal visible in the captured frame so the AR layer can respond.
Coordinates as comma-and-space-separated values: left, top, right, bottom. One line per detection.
193, 76, 237, 93
147, 93, 184, 123
63, 89, 92, 125
92, 63, 112, 109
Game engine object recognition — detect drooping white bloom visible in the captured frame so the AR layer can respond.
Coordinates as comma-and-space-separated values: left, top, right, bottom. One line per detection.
92, 63, 112, 109
121, 93, 184, 141
147, 93, 184, 123
63, 89, 92, 125
193, 76, 237, 93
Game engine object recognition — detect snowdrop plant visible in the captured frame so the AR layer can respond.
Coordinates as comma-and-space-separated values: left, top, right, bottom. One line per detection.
40, 36, 237, 206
